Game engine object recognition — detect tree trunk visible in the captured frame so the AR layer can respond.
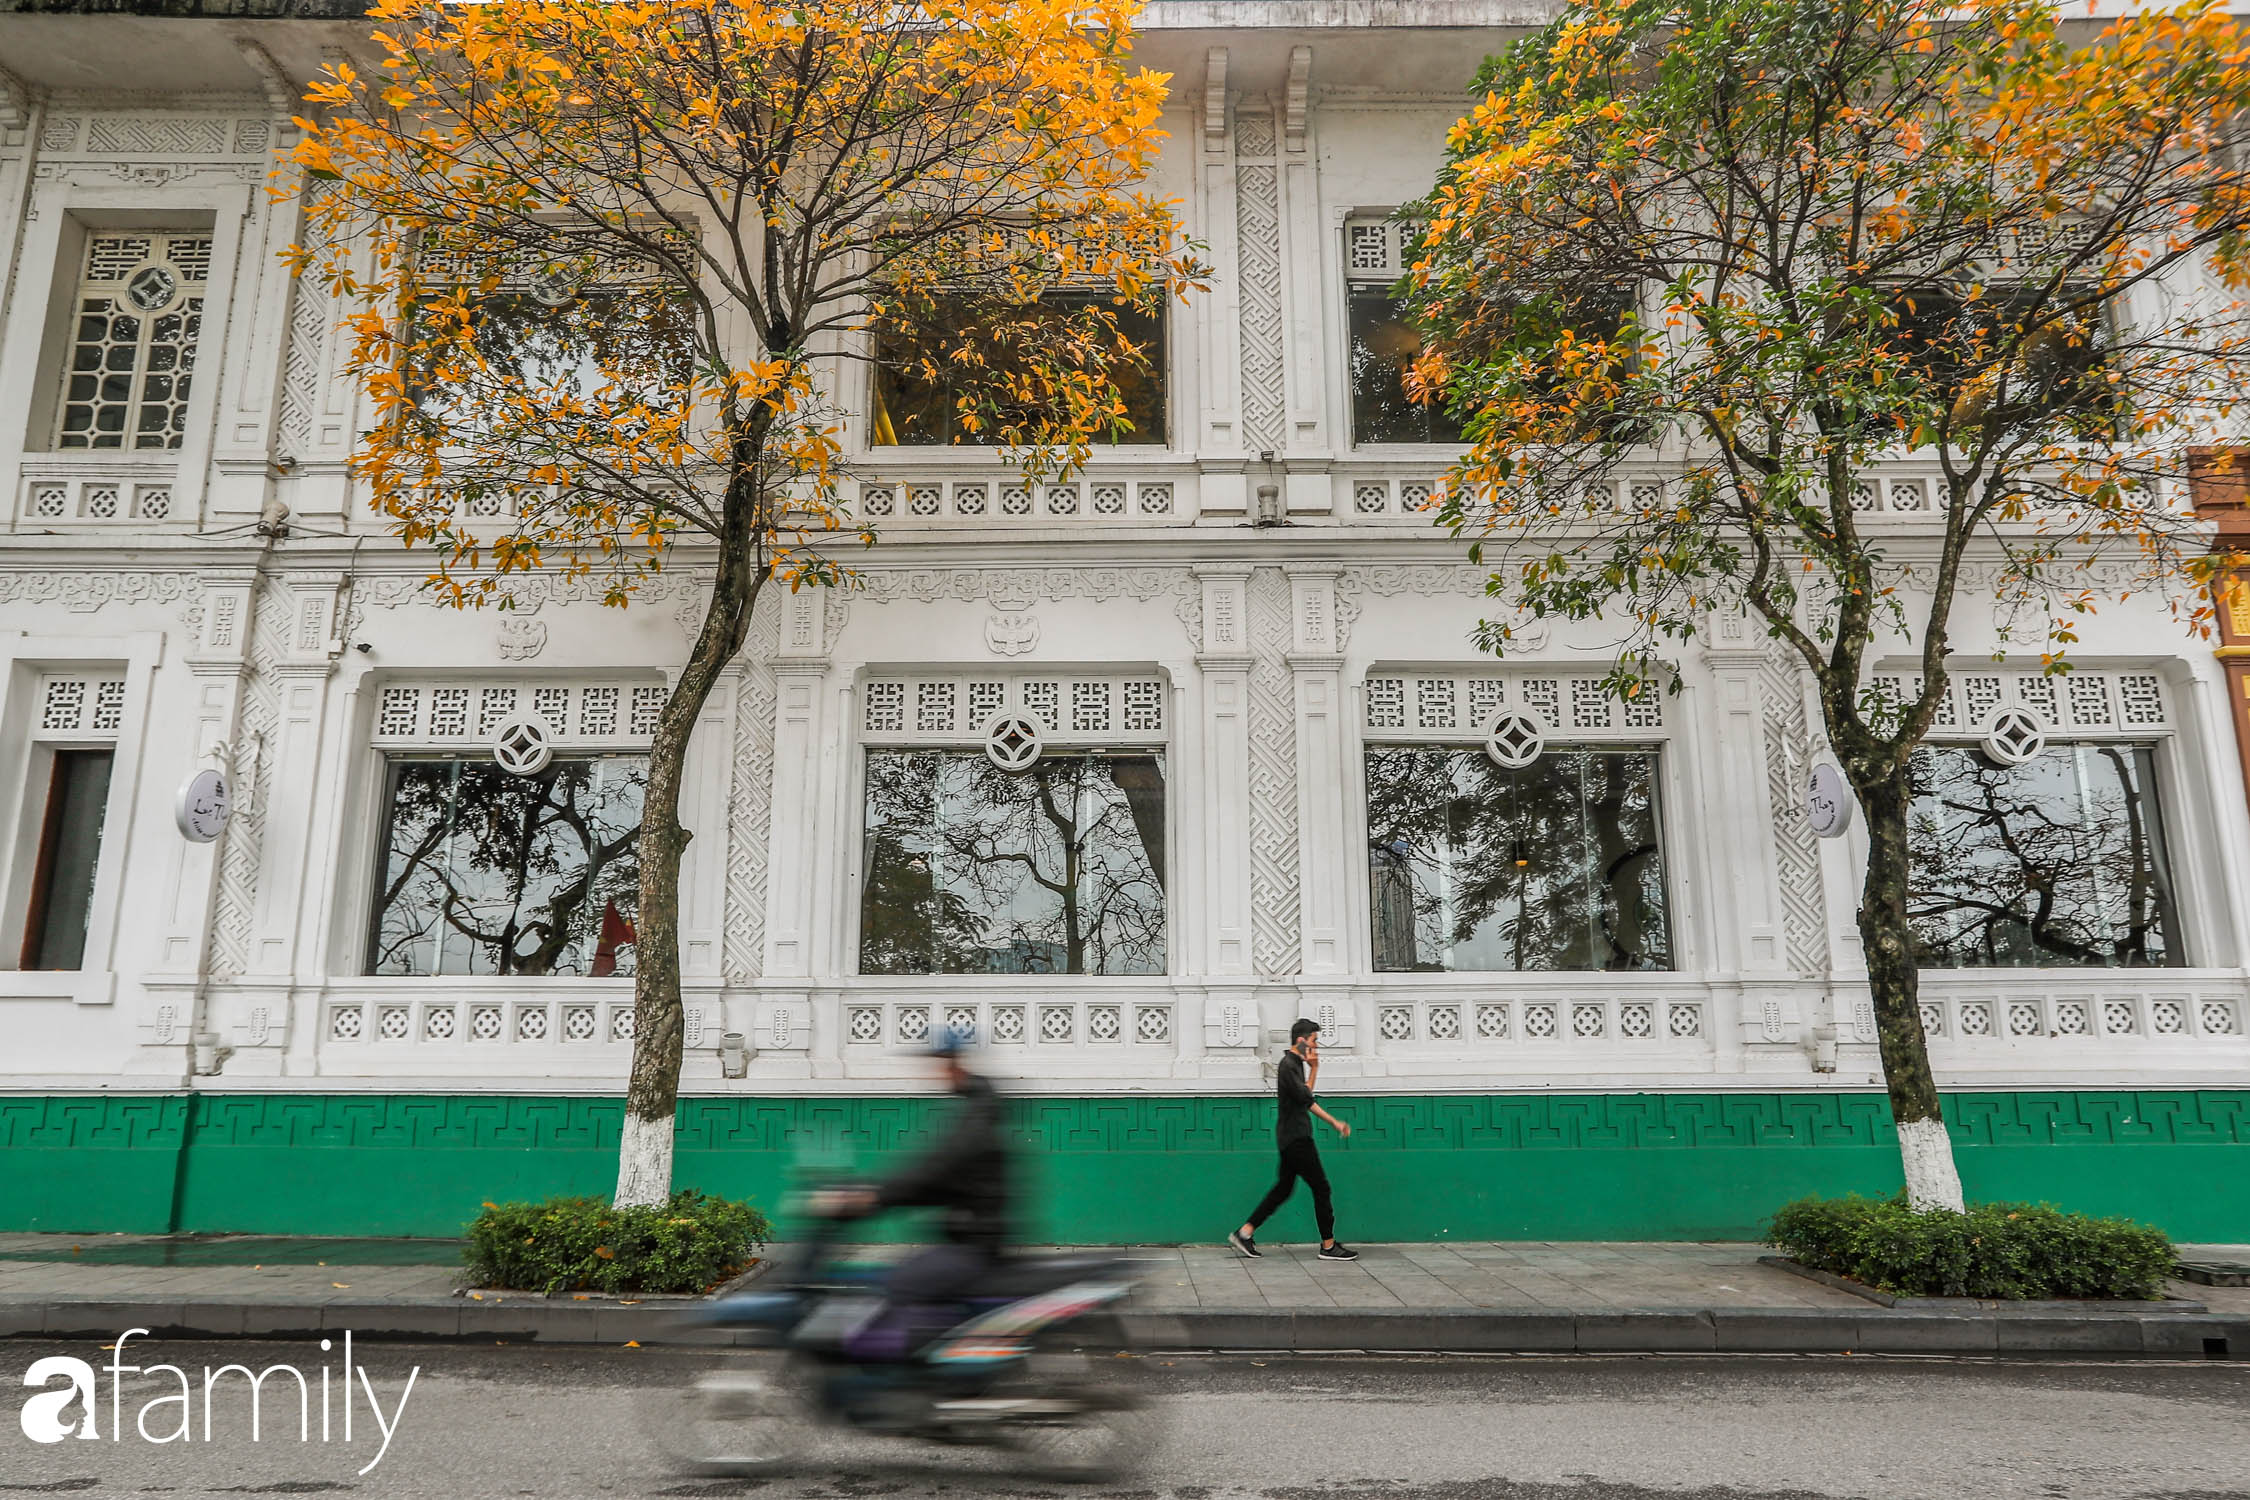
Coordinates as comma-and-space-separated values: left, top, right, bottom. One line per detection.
615, 547, 762, 1209
1855, 767, 1967, 1212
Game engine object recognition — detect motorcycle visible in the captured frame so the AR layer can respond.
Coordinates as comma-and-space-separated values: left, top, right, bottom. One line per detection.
641, 1191, 1161, 1481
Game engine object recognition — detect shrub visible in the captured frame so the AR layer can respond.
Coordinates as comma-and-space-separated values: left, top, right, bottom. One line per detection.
463, 1191, 770, 1295
1767, 1194, 2176, 1300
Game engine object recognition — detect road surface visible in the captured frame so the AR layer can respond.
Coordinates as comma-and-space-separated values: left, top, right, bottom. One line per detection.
1, 1339, 2244, 1498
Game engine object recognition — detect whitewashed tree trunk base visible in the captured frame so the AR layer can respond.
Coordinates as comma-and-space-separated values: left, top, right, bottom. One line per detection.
1898, 1117, 1966, 1212
614, 1112, 674, 1208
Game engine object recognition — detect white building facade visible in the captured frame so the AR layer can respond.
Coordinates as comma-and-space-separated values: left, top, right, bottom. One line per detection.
0, 0, 2245, 1242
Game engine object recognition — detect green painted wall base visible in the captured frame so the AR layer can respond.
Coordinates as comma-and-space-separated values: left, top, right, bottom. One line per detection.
2, 1090, 2245, 1242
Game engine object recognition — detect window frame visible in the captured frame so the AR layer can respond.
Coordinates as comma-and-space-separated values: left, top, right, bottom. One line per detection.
49, 229, 215, 452
362, 749, 650, 980
344, 676, 666, 979
1874, 277, 2125, 440
0, 648, 152, 1001
1340, 213, 1463, 452
404, 224, 703, 513
1348, 666, 1684, 980
847, 669, 1176, 980
865, 286, 1176, 454
1889, 663, 2194, 970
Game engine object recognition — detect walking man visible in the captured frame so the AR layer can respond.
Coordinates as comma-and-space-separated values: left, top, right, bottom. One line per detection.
1229, 1018, 1357, 1260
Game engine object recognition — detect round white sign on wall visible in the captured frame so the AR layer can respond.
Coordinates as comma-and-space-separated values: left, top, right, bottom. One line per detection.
1806, 763, 1853, 839
175, 768, 233, 843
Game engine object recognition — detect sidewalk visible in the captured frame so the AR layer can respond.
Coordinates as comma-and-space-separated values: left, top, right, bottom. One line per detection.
1, 1233, 2244, 1357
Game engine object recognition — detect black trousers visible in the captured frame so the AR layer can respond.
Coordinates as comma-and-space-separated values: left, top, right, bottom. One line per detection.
1245, 1138, 1334, 1241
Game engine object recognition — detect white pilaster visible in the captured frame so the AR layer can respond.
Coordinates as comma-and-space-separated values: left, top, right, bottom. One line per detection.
1195, 565, 1254, 977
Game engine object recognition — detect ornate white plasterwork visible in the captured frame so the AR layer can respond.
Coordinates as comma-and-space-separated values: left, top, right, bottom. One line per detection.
984, 610, 1040, 656
1234, 113, 1285, 457
1246, 567, 1301, 976
852, 564, 1193, 607
723, 607, 781, 985
209, 578, 285, 980
277, 185, 334, 458
824, 566, 1197, 654
1334, 563, 1555, 654
0, 571, 199, 615
352, 567, 705, 618
496, 616, 548, 660
1760, 643, 1830, 976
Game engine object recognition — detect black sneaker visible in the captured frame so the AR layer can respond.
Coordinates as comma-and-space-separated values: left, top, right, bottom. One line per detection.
1228, 1229, 1262, 1258
1317, 1242, 1359, 1261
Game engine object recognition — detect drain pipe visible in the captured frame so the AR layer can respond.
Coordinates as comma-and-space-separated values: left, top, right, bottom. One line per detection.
181, 531, 277, 1083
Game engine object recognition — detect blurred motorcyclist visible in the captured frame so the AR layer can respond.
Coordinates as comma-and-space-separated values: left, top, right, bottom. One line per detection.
815, 1027, 1012, 1344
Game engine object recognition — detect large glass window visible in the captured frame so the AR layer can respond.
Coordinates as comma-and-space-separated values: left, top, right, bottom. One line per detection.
1348, 288, 1466, 446
1365, 747, 1671, 972
407, 286, 696, 446
367, 755, 645, 977
871, 291, 1167, 447
860, 750, 1166, 975
1908, 743, 2182, 967
20, 750, 113, 970
1881, 283, 2120, 436
55, 232, 210, 450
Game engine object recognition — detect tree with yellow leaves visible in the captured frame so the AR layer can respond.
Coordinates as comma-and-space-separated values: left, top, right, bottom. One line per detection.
290, 0, 1199, 1205
1405, 0, 2250, 1210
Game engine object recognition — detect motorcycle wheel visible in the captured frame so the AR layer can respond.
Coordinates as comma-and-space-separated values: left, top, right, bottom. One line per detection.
639, 1354, 817, 1477
1009, 1388, 1163, 1484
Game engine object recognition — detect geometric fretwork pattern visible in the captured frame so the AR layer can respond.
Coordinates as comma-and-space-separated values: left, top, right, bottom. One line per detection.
1233, 113, 1284, 456
1761, 646, 1830, 975
723, 609, 780, 984
5, 1089, 2239, 1157
1246, 567, 1301, 975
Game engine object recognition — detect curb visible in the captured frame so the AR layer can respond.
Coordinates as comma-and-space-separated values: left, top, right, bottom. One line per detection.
2, 1296, 2243, 1359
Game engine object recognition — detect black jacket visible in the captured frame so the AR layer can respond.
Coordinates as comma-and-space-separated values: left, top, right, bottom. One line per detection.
873, 1072, 1013, 1250
1275, 1049, 1314, 1148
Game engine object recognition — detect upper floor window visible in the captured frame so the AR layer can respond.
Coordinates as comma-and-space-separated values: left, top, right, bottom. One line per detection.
1895, 668, 2182, 968
17, 673, 127, 972
1362, 671, 1671, 973
408, 231, 697, 456
364, 681, 661, 977
1880, 281, 2120, 437
871, 291, 1168, 447
1346, 216, 1462, 446
857, 674, 1168, 975
55, 233, 211, 450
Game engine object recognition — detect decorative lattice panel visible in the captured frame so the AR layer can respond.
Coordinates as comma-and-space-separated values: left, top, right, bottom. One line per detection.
1872, 668, 2167, 738
862, 673, 1167, 744
1365, 671, 1664, 739
35, 673, 129, 738
371, 680, 661, 746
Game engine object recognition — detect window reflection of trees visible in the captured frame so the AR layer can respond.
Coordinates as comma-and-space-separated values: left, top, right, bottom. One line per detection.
860, 750, 1166, 975
368, 756, 645, 977
409, 288, 697, 444
872, 292, 1168, 447
1907, 743, 2182, 967
1366, 747, 1670, 972
1348, 289, 1466, 445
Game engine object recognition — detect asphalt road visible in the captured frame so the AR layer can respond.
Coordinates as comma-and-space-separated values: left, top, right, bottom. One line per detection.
0, 1340, 2245, 1500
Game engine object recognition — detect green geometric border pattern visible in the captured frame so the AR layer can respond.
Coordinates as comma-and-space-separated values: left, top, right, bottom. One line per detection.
0, 1089, 2243, 1241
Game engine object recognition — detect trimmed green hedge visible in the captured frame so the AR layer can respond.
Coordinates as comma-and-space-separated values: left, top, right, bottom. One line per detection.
1767, 1194, 2176, 1300
463, 1191, 770, 1295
